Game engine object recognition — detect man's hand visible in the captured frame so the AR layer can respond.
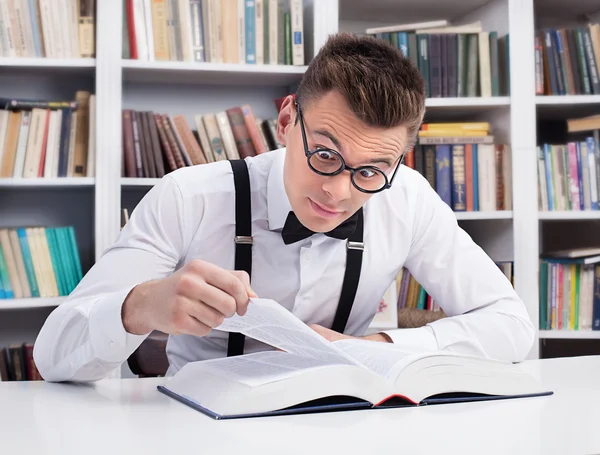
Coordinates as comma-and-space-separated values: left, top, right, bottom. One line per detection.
122, 260, 257, 336
310, 324, 392, 343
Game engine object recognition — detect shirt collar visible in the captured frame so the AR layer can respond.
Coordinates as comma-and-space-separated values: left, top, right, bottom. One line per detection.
267, 148, 293, 231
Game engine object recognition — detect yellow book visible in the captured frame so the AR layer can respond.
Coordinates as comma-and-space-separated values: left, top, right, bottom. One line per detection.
418, 129, 489, 137
421, 122, 491, 131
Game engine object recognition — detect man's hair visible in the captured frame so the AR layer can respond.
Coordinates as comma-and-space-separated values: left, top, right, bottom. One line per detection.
296, 33, 426, 151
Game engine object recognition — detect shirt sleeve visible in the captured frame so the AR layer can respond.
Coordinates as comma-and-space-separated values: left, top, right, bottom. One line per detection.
382, 172, 535, 363
33, 175, 189, 382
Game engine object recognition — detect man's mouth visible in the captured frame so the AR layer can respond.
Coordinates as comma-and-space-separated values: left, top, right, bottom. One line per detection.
309, 199, 343, 219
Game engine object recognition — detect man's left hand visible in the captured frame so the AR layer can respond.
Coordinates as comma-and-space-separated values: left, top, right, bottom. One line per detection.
309, 324, 392, 343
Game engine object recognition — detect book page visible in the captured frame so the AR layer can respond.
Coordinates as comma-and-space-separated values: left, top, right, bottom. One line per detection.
216, 298, 359, 366
196, 351, 349, 387
333, 339, 432, 382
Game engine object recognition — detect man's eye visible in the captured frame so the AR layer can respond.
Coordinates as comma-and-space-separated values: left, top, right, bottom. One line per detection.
359, 169, 376, 178
316, 150, 335, 160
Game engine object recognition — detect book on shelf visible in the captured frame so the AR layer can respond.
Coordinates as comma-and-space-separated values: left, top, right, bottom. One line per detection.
406, 122, 511, 212
537, 136, 600, 211
0, 92, 95, 179
539, 248, 600, 331
374, 262, 514, 329
158, 297, 552, 420
366, 20, 509, 98
0, 226, 82, 300
0, 343, 42, 382
122, 103, 283, 178
123, 0, 304, 66
534, 23, 600, 96
0, 0, 95, 59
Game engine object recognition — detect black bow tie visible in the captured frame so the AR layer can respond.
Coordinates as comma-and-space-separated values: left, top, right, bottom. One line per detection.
281, 209, 360, 245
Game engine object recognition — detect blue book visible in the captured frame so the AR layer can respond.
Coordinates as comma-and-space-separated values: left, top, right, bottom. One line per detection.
543, 144, 554, 211
576, 142, 584, 210
245, 0, 256, 63
472, 144, 479, 210
156, 299, 552, 420
157, 348, 552, 420
435, 144, 452, 207
0, 244, 13, 299
397, 32, 408, 57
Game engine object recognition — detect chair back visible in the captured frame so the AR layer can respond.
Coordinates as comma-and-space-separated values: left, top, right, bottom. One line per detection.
127, 331, 169, 377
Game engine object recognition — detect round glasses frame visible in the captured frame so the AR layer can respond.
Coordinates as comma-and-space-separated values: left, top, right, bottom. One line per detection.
295, 101, 404, 194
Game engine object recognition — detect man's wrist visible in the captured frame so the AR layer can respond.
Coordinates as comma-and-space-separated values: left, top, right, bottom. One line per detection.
122, 283, 153, 335
363, 332, 393, 343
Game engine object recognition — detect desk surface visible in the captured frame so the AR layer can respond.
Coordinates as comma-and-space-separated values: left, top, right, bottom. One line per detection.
1, 355, 599, 455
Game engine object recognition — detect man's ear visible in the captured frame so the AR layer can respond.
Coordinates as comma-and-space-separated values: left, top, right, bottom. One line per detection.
276, 95, 296, 146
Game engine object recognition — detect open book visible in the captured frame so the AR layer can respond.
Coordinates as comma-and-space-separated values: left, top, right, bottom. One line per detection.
157, 298, 552, 419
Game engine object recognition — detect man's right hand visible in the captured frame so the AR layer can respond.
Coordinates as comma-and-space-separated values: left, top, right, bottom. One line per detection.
121, 260, 257, 336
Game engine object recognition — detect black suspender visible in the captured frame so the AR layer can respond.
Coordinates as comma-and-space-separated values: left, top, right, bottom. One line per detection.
227, 159, 364, 357
331, 209, 364, 333
227, 160, 253, 357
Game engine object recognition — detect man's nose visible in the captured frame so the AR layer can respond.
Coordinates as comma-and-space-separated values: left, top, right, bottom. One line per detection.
321, 170, 353, 202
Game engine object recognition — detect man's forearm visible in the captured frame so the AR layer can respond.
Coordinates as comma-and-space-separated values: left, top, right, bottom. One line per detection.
34, 286, 150, 382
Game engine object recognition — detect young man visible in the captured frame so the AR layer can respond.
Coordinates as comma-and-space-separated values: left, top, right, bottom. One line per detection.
34, 33, 534, 382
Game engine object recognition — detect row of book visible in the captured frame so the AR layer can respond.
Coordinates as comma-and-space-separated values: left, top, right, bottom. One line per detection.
0, 0, 95, 59
367, 20, 509, 98
406, 122, 512, 212
396, 262, 514, 311
123, 0, 304, 66
0, 343, 42, 381
539, 248, 600, 331
372, 261, 514, 328
0, 226, 83, 300
0, 92, 95, 179
534, 23, 600, 96
537, 137, 600, 211
121, 105, 282, 178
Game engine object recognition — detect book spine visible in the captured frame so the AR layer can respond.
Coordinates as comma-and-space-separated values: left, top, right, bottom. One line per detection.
245, 0, 255, 63
593, 264, 600, 330
435, 144, 451, 207
451, 145, 466, 211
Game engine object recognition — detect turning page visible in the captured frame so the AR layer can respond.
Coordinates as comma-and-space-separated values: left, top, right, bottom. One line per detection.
333, 339, 435, 382
215, 298, 359, 366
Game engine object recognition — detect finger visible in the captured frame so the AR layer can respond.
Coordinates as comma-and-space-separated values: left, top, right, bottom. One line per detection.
230, 270, 257, 298
183, 297, 226, 329
173, 313, 212, 338
194, 281, 238, 318
197, 262, 250, 316
229, 270, 256, 316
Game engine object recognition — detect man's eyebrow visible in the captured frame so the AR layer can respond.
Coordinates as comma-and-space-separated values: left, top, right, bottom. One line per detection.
364, 156, 395, 168
313, 128, 398, 168
314, 129, 342, 151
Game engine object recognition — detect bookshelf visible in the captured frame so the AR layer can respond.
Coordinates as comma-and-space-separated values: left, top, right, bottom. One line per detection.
2, 0, 600, 372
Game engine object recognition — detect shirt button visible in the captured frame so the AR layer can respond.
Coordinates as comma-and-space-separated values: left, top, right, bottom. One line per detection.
305, 252, 311, 260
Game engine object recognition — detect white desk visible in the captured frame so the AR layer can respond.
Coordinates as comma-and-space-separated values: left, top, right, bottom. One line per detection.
1, 355, 599, 455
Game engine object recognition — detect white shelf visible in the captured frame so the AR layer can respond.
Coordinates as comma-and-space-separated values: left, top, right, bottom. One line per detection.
538, 211, 600, 220
0, 178, 95, 188
121, 60, 308, 86
121, 178, 163, 187
455, 211, 513, 220
426, 97, 510, 108
539, 330, 600, 339
339, 0, 490, 23
0, 57, 96, 68
536, 95, 600, 105
0, 297, 65, 310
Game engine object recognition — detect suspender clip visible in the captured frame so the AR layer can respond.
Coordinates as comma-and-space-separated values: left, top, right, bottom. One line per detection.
235, 235, 253, 245
346, 240, 364, 251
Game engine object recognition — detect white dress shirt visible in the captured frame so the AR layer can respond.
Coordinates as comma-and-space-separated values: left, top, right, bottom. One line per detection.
34, 148, 535, 382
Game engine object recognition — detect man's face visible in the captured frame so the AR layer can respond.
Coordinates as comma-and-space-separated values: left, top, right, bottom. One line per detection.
276, 91, 408, 233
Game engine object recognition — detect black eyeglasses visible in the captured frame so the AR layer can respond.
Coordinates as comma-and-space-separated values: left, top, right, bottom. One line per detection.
295, 101, 404, 194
